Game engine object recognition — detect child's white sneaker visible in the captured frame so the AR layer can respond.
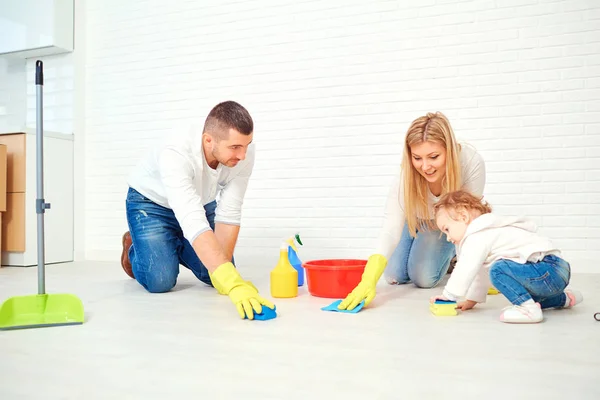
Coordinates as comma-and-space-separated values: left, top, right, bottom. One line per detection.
564, 289, 583, 308
499, 302, 543, 324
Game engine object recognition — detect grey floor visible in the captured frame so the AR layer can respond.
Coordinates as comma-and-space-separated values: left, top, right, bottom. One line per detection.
0, 261, 599, 400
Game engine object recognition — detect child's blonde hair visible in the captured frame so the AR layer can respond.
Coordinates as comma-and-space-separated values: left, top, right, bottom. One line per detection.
402, 112, 462, 236
433, 190, 492, 221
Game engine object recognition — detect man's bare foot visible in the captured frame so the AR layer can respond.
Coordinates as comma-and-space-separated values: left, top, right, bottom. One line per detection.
121, 231, 134, 278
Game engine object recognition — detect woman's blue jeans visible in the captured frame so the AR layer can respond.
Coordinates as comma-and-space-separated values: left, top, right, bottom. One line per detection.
489, 254, 570, 308
125, 187, 224, 293
384, 221, 456, 288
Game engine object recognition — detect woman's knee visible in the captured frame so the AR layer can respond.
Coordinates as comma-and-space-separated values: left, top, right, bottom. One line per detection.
383, 258, 410, 285
384, 274, 410, 285
408, 259, 448, 288
411, 273, 443, 289
406, 229, 454, 288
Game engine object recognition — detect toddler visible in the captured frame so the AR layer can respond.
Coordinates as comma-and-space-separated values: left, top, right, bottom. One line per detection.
430, 190, 582, 323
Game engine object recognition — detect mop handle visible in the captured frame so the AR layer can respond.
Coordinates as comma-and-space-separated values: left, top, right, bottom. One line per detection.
35, 60, 51, 295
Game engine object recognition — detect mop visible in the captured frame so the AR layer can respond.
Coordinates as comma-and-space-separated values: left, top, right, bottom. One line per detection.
0, 60, 84, 330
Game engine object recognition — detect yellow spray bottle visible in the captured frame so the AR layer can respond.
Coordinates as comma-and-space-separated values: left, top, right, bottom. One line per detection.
270, 241, 299, 298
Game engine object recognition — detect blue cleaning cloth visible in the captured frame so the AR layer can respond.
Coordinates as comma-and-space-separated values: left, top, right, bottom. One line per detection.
245, 305, 277, 321
321, 299, 365, 313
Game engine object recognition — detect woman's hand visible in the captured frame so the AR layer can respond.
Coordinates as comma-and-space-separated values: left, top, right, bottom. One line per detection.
456, 300, 477, 311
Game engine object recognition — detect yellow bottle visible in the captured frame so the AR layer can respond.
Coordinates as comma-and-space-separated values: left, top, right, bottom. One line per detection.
270, 242, 299, 298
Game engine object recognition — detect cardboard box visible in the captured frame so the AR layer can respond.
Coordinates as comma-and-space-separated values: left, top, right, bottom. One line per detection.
0, 144, 6, 212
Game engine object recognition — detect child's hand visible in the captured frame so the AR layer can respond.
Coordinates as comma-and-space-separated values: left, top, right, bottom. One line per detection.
456, 300, 477, 311
430, 295, 450, 303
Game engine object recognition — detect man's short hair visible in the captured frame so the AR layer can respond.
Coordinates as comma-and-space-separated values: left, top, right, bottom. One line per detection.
203, 101, 253, 139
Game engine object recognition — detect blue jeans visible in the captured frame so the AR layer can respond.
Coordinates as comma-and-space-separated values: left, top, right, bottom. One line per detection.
489, 254, 570, 309
384, 221, 456, 288
125, 187, 224, 293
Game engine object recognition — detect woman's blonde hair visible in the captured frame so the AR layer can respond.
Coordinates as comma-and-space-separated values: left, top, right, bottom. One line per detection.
401, 112, 462, 237
433, 190, 492, 219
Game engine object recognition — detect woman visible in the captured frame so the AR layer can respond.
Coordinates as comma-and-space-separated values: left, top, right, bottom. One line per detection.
338, 112, 486, 311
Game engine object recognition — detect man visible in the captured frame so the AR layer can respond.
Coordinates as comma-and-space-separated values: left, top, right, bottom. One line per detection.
120, 101, 274, 320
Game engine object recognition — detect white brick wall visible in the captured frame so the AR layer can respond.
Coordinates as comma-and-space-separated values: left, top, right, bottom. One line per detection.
81, 0, 600, 273
5, 0, 599, 273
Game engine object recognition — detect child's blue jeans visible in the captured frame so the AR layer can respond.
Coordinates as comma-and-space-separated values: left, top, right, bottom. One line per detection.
489, 254, 570, 309
384, 221, 456, 288
125, 187, 226, 293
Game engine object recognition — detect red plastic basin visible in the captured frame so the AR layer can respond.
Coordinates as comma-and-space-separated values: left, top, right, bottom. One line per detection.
303, 259, 366, 298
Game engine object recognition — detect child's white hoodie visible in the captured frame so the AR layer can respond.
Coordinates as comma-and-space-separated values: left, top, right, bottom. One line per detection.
442, 213, 561, 303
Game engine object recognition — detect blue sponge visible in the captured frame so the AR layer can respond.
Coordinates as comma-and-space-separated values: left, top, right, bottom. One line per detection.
434, 299, 457, 305
245, 305, 277, 321
321, 299, 365, 313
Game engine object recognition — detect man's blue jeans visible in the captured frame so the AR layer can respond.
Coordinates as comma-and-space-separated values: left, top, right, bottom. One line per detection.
125, 187, 222, 293
489, 254, 570, 309
384, 221, 456, 288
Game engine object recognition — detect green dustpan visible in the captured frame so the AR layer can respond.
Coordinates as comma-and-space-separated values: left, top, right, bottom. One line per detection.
0, 293, 84, 330
0, 61, 84, 331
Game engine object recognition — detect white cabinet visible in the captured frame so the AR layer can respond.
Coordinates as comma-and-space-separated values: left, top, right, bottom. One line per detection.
0, 130, 73, 266
0, 0, 74, 58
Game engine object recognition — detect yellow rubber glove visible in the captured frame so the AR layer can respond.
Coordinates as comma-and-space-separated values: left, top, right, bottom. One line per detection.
209, 262, 275, 319
338, 254, 387, 311
209, 270, 228, 295
209, 269, 258, 295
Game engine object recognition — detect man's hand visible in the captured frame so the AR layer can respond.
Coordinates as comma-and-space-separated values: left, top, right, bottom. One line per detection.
456, 300, 477, 311
209, 261, 275, 319
338, 254, 387, 311
227, 281, 274, 319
